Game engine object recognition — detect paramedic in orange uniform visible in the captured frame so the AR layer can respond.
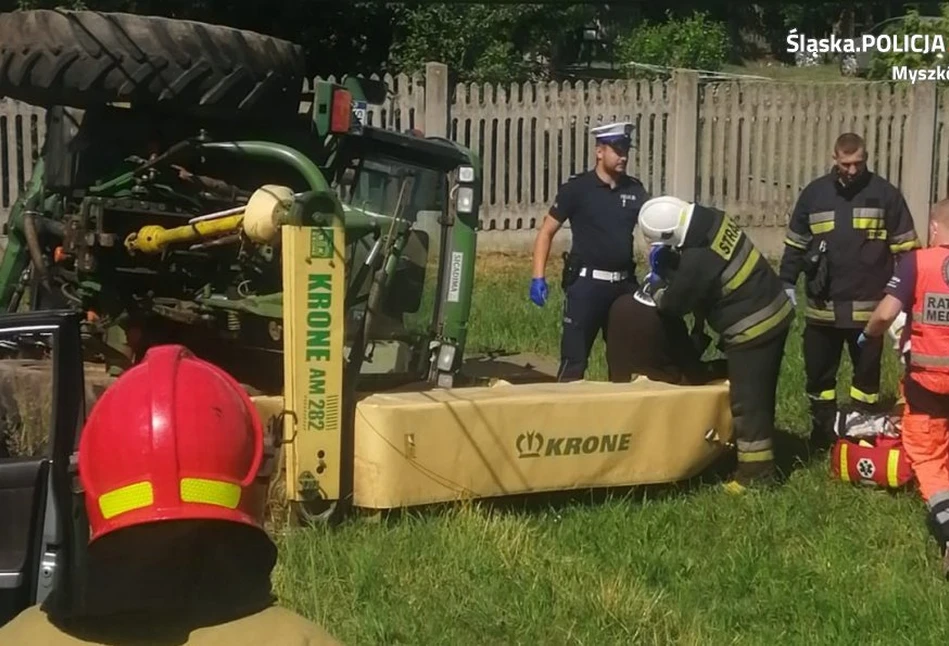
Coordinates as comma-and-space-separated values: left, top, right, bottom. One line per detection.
862, 198, 949, 579
0, 345, 341, 644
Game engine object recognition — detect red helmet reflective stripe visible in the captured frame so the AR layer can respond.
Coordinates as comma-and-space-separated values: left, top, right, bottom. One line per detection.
78, 344, 266, 542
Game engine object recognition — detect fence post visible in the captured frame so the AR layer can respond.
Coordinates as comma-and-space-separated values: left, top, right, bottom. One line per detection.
424, 62, 449, 138
903, 81, 937, 245
667, 69, 699, 200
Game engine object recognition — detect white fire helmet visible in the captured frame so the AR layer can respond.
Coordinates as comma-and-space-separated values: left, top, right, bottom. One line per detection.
639, 196, 695, 247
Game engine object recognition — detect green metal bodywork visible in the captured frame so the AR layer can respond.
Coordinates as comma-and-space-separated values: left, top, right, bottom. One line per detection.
0, 77, 482, 391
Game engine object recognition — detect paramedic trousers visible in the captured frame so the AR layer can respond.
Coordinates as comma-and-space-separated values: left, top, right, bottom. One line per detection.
804, 324, 884, 445
901, 376, 949, 550
558, 275, 634, 381
726, 326, 789, 467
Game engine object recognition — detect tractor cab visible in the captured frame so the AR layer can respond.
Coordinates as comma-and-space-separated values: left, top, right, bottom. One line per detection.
331, 124, 481, 390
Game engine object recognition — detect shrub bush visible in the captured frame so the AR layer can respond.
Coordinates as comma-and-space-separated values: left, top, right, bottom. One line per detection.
866, 5, 949, 82
616, 11, 731, 75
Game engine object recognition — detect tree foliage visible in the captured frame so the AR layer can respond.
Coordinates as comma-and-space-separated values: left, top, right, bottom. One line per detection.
866, 4, 949, 82
615, 11, 731, 74
0, 0, 929, 82
387, 3, 596, 84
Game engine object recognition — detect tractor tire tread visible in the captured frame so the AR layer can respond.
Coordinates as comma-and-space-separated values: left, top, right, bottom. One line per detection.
0, 9, 306, 119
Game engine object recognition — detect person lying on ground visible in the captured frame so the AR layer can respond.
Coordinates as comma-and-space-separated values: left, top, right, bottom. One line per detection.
605, 288, 727, 385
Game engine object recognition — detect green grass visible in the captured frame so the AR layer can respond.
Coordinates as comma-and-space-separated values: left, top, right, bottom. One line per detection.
271, 253, 949, 645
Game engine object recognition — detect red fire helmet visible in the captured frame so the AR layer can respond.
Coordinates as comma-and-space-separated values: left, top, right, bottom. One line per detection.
78, 344, 267, 543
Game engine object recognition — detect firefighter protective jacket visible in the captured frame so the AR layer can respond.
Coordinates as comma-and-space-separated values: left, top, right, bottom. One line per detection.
653, 205, 794, 352
779, 170, 920, 328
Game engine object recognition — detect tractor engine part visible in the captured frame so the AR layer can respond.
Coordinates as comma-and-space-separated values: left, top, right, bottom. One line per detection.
125, 209, 245, 255
241, 185, 296, 244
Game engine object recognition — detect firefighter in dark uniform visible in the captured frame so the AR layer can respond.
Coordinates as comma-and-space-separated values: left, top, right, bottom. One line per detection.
530, 122, 650, 381
778, 132, 921, 450
639, 196, 794, 490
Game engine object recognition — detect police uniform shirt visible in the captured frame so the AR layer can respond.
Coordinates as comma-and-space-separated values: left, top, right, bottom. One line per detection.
550, 171, 650, 272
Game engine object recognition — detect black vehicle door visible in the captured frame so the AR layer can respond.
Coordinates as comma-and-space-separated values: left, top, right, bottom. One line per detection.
0, 310, 86, 626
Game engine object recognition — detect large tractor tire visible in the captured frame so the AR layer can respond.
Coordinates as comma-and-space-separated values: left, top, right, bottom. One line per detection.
0, 9, 306, 119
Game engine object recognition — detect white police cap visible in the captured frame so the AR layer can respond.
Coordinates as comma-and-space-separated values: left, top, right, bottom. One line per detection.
591, 121, 633, 144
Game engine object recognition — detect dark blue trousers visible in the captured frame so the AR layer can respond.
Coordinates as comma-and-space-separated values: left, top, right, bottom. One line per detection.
557, 275, 635, 381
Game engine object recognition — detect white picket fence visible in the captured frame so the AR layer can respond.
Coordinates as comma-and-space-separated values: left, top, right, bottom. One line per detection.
1, 62, 946, 254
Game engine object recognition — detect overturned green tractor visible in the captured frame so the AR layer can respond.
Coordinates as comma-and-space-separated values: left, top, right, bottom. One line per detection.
0, 9, 483, 397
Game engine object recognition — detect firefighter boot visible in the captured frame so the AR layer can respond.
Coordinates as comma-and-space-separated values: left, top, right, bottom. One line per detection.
808, 401, 837, 453
723, 451, 776, 495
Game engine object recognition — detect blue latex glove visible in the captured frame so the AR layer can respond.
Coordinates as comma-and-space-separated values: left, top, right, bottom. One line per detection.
648, 244, 667, 274
530, 277, 548, 306
857, 331, 869, 348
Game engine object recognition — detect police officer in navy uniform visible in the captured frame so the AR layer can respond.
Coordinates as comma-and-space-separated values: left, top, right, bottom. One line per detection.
530, 122, 650, 381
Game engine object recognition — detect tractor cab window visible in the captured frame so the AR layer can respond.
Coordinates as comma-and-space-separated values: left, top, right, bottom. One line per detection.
342, 154, 446, 389
347, 155, 444, 225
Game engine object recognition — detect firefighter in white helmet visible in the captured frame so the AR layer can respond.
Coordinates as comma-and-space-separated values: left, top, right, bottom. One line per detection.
637, 196, 794, 490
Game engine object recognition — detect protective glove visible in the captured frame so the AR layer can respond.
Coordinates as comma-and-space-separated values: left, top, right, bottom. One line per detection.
648, 244, 674, 277
784, 284, 797, 306
530, 277, 548, 307
887, 311, 907, 351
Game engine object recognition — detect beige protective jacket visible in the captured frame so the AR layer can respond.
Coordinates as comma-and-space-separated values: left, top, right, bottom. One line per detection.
0, 604, 342, 646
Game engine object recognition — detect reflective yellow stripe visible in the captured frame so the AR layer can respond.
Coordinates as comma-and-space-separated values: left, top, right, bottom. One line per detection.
805, 307, 835, 321
808, 210, 835, 231
732, 299, 793, 345
784, 230, 811, 249
737, 449, 774, 463
722, 248, 760, 295
180, 477, 241, 509
839, 443, 850, 482
890, 240, 921, 253
808, 389, 836, 401
99, 481, 154, 519
853, 218, 884, 229
887, 450, 900, 487
850, 387, 879, 404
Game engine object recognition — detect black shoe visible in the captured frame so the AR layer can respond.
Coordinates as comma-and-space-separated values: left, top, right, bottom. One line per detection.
808, 428, 836, 453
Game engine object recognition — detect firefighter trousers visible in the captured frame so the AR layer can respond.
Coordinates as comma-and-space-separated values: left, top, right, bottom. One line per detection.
725, 327, 789, 470
804, 324, 884, 445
